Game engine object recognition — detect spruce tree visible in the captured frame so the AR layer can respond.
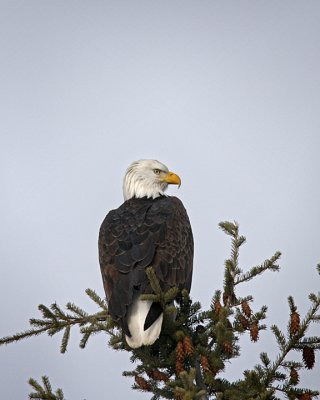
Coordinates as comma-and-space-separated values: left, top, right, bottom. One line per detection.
1, 221, 319, 400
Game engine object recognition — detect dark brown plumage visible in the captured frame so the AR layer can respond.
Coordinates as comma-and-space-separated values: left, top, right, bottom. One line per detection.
98, 195, 193, 336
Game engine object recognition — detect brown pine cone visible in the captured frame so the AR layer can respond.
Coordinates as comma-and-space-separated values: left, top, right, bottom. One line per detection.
250, 321, 259, 342
176, 341, 185, 362
302, 347, 315, 369
300, 394, 312, 400
223, 340, 233, 354
201, 355, 210, 372
241, 300, 252, 317
176, 360, 184, 375
214, 299, 222, 315
148, 369, 169, 382
183, 336, 194, 356
175, 390, 184, 400
290, 311, 300, 335
290, 367, 299, 385
239, 314, 249, 329
135, 375, 151, 391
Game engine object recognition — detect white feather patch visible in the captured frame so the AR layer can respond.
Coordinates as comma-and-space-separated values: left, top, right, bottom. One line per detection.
125, 299, 163, 348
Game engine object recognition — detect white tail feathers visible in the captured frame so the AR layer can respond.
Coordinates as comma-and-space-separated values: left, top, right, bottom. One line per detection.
125, 299, 163, 348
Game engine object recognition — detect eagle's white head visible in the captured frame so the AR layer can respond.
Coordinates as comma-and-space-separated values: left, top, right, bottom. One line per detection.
123, 159, 181, 201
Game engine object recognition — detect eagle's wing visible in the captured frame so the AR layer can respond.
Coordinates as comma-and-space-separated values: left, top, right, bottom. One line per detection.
98, 196, 193, 325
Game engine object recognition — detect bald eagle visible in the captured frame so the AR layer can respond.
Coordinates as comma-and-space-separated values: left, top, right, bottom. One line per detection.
98, 160, 193, 348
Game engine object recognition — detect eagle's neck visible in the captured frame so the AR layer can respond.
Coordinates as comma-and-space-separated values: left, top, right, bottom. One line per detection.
123, 171, 167, 201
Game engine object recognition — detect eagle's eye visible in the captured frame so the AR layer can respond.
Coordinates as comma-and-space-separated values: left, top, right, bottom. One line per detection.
153, 169, 161, 175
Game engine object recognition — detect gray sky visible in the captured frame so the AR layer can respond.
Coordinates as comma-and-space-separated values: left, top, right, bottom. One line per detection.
1, 1, 319, 398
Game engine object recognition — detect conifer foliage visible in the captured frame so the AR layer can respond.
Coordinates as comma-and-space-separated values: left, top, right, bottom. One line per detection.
28, 376, 65, 400
1, 222, 320, 399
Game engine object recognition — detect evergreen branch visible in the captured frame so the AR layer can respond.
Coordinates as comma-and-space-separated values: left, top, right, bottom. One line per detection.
235, 251, 281, 285
3, 221, 319, 400
50, 303, 69, 321
294, 336, 320, 349
219, 221, 239, 237
171, 368, 207, 400
221, 222, 242, 308
28, 376, 65, 400
139, 293, 159, 302
1, 309, 109, 350
164, 287, 180, 303
265, 293, 320, 387
145, 266, 162, 297
271, 384, 319, 398
288, 296, 297, 313
60, 326, 71, 353
38, 305, 57, 321
280, 360, 304, 369
194, 358, 209, 400
85, 288, 108, 311
65, 302, 88, 318
79, 329, 93, 349
0, 327, 50, 346
42, 376, 52, 393
309, 292, 319, 303
260, 352, 271, 368
233, 295, 253, 306
29, 377, 45, 393
0, 290, 111, 352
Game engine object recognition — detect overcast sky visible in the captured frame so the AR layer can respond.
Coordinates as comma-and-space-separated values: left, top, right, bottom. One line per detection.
1, 1, 320, 399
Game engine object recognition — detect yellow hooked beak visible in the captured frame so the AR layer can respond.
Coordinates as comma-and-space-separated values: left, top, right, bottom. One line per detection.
162, 171, 181, 188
